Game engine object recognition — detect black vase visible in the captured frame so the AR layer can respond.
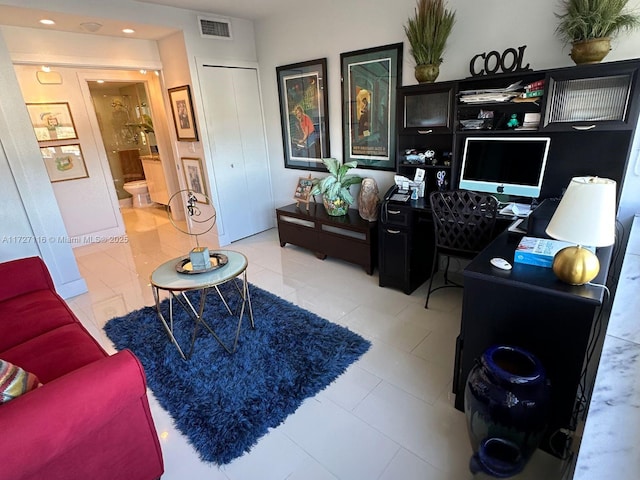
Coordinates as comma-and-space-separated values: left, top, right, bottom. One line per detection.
464, 345, 551, 477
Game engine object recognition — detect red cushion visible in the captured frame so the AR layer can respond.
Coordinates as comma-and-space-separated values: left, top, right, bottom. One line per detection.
0, 290, 76, 352
1, 325, 107, 383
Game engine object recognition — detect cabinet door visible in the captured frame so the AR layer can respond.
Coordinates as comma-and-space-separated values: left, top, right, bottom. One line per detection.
378, 224, 410, 288
542, 62, 640, 132
399, 83, 455, 134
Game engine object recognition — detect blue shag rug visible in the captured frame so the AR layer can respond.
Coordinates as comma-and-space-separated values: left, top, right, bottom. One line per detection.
104, 281, 370, 465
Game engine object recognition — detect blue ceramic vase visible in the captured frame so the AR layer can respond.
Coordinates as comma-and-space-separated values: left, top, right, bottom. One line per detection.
465, 345, 551, 477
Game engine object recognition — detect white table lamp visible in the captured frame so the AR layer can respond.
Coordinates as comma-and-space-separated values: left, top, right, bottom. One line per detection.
545, 176, 616, 285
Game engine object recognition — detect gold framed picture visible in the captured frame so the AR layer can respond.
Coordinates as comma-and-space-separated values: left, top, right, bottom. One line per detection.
39, 144, 88, 182
26, 102, 78, 142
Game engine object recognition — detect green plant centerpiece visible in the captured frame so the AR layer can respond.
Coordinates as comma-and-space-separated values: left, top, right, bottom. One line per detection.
555, 0, 640, 64
311, 158, 363, 216
404, 0, 456, 83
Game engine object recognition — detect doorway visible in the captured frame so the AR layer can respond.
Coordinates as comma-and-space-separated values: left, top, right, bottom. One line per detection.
87, 81, 157, 205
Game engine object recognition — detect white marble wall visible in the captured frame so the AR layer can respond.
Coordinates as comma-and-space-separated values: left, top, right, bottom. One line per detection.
574, 214, 640, 479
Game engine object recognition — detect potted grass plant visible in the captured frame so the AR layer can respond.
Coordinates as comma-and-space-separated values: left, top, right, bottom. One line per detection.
404, 0, 456, 83
310, 158, 362, 216
555, 0, 640, 64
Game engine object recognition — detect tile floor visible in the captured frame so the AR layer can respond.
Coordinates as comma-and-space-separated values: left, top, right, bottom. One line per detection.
68, 205, 573, 480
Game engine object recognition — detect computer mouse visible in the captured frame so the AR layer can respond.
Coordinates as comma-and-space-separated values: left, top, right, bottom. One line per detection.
490, 257, 512, 270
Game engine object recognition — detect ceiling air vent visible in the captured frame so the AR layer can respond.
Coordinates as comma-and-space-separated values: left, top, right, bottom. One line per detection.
198, 16, 232, 40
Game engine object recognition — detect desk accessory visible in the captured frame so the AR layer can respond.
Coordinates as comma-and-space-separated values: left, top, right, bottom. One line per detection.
545, 176, 616, 285
490, 257, 512, 270
514, 236, 594, 268
167, 189, 218, 273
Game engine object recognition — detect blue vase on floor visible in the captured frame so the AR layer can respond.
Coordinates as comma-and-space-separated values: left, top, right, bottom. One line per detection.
464, 345, 551, 478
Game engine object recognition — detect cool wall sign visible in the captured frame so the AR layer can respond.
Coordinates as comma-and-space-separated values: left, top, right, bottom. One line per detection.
469, 45, 531, 77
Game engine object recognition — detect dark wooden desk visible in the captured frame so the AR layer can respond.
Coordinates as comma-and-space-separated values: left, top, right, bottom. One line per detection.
377, 196, 516, 294
454, 229, 611, 457
276, 203, 377, 274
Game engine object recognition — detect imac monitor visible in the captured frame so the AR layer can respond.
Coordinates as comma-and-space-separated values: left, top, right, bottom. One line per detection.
459, 137, 551, 199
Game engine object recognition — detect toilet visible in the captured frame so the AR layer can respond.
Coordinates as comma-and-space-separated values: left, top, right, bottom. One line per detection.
123, 180, 153, 208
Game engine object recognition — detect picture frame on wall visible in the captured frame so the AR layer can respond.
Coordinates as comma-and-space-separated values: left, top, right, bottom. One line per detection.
169, 85, 199, 142
276, 58, 330, 172
181, 157, 209, 204
39, 144, 88, 182
340, 43, 402, 171
26, 102, 78, 142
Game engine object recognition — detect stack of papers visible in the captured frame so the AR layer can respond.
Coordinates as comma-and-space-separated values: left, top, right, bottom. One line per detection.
515, 113, 541, 131
459, 82, 523, 104
499, 203, 532, 217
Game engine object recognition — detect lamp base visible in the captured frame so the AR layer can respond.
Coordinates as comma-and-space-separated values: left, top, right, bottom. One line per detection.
552, 246, 599, 285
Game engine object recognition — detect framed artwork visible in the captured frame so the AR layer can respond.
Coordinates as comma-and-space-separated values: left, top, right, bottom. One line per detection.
26, 102, 78, 142
276, 58, 330, 171
181, 157, 209, 204
169, 85, 199, 142
39, 144, 88, 182
293, 175, 314, 209
340, 43, 403, 171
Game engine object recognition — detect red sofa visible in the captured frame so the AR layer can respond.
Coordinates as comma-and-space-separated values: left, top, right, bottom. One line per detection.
0, 256, 164, 480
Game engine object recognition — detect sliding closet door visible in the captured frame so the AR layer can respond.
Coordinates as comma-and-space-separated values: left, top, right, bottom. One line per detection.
199, 64, 273, 244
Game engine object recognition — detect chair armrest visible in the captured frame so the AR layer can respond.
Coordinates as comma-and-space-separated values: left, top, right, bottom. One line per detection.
0, 256, 55, 302
0, 350, 150, 477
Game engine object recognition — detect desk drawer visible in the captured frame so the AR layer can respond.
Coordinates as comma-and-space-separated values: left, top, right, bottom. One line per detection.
381, 204, 411, 227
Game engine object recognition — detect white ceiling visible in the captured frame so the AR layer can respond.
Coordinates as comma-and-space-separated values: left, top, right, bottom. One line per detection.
0, 0, 300, 41
135, 0, 300, 21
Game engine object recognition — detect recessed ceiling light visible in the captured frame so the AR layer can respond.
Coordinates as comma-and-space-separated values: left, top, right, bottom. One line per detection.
39, 19, 55, 25
96, 80, 105, 84
41, 66, 51, 72
122, 28, 135, 34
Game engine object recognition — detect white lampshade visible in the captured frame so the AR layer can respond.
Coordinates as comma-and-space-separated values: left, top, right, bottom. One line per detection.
546, 176, 616, 247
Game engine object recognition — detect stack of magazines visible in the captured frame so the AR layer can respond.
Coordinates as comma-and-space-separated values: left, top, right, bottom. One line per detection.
458, 81, 523, 103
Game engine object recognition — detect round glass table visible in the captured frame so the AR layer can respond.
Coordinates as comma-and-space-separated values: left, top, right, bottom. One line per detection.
150, 250, 254, 359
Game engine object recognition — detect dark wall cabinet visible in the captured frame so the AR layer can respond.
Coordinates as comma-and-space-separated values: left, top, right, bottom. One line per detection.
542, 62, 640, 132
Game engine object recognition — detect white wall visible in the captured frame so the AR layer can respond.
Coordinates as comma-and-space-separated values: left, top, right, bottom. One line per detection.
254, 0, 640, 211
0, 32, 86, 298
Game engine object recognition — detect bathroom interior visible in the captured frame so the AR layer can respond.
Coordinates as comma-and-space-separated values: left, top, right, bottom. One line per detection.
88, 80, 168, 209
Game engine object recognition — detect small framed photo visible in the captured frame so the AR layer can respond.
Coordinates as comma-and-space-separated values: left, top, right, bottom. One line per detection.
181, 157, 208, 204
293, 175, 314, 209
169, 85, 199, 141
276, 58, 330, 171
39, 144, 88, 182
340, 43, 403, 171
26, 102, 78, 142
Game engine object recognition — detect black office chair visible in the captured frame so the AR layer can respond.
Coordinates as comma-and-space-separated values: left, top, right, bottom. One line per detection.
425, 190, 499, 308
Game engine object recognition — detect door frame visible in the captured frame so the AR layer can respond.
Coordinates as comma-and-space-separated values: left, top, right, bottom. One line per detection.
78, 69, 181, 230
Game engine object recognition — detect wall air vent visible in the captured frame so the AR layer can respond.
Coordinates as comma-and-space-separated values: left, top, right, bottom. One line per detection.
198, 16, 232, 40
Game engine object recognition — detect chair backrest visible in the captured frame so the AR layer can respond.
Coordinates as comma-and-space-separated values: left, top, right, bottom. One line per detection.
429, 190, 499, 255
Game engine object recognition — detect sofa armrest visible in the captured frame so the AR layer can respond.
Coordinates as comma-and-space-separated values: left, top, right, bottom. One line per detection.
0, 256, 55, 302
0, 350, 156, 477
